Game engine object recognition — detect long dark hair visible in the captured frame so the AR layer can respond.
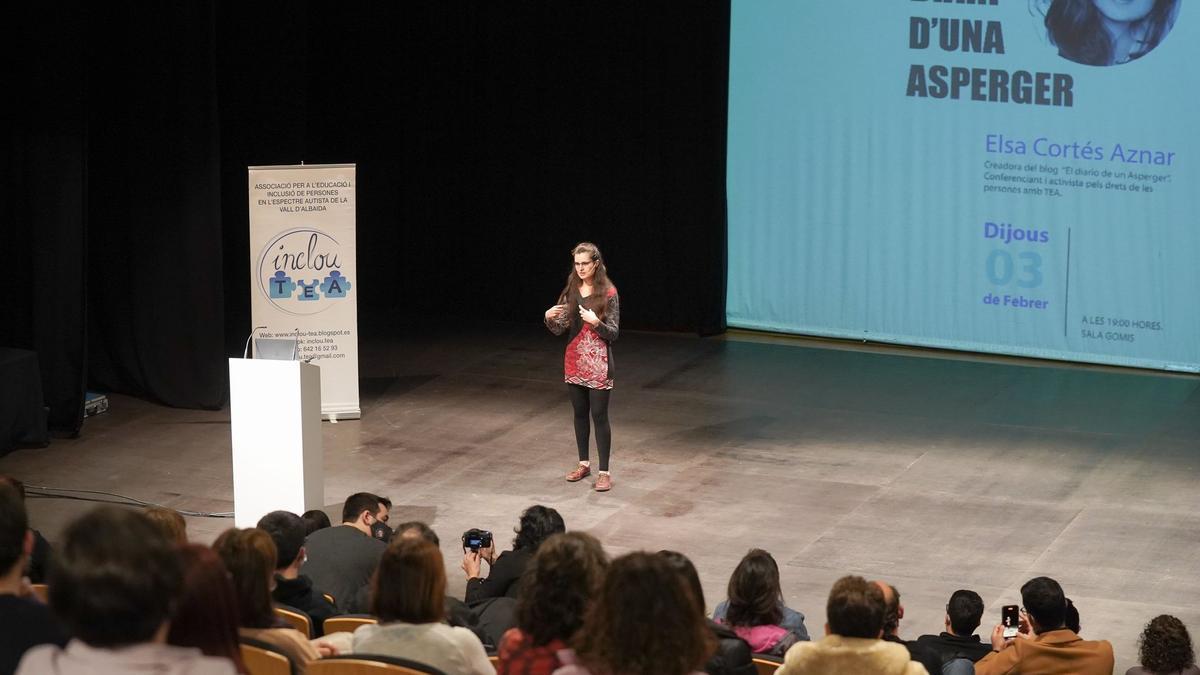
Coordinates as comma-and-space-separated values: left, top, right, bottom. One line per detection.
574, 552, 714, 675
1039, 0, 1178, 65
558, 242, 614, 320
515, 532, 608, 646
168, 544, 249, 673
725, 548, 784, 627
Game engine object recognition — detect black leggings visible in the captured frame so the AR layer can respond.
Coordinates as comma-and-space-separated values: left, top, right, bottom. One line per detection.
568, 384, 611, 472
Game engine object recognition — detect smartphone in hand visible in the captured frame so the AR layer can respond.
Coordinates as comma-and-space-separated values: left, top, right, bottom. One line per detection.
1002, 605, 1020, 639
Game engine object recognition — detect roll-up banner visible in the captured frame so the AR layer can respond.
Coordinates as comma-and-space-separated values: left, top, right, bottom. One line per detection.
248, 164, 360, 419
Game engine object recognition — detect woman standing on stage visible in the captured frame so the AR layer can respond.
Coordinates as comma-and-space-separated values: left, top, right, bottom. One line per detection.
544, 242, 619, 492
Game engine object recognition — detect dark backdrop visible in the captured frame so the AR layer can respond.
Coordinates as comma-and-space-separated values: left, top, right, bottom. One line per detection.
8, 1, 730, 427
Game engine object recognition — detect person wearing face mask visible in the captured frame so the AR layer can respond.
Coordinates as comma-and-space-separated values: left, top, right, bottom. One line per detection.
301, 492, 389, 613
544, 242, 621, 492
371, 497, 395, 541
258, 511, 338, 636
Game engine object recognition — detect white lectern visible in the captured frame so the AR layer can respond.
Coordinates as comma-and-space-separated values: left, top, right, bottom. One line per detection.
229, 358, 323, 527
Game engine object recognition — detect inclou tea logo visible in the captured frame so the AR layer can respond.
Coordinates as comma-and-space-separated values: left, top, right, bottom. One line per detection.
256, 228, 352, 316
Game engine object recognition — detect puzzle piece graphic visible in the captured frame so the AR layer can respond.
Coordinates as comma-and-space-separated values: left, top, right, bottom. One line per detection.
267, 271, 297, 299
320, 271, 351, 298
297, 279, 321, 301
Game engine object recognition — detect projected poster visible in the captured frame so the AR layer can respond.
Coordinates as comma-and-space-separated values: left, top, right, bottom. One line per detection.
726, 0, 1199, 372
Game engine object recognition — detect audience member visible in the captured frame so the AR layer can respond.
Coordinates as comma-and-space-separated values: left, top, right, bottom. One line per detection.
168, 544, 249, 673
1127, 615, 1198, 675
302, 492, 388, 612
776, 575, 923, 675
713, 549, 808, 656
875, 581, 943, 675
370, 496, 394, 541
554, 551, 714, 675
396, 520, 440, 546
0, 475, 52, 583
463, 505, 564, 604
302, 510, 331, 536
144, 506, 188, 544
257, 510, 337, 636
0, 482, 68, 674
18, 507, 235, 674
659, 550, 756, 675
496, 533, 608, 675
975, 576, 1113, 675
213, 528, 327, 673
393, 521, 483, 637
343, 538, 495, 675
713, 549, 808, 641
915, 589, 992, 665
1066, 597, 1081, 634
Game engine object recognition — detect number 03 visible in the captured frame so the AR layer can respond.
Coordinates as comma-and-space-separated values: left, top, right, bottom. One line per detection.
986, 250, 1043, 288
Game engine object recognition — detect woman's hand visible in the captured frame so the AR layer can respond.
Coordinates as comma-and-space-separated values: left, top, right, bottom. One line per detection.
544, 304, 566, 321
461, 550, 482, 579
579, 305, 599, 326
479, 543, 496, 565
314, 640, 340, 657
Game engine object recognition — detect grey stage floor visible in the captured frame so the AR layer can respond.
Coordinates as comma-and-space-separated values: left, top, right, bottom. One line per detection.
3, 322, 1198, 671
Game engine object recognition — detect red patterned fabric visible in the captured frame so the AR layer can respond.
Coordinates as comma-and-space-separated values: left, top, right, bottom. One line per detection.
564, 326, 612, 389
497, 628, 567, 675
546, 286, 619, 390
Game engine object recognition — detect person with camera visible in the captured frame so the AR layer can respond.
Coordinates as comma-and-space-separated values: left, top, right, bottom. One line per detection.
461, 505, 564, 605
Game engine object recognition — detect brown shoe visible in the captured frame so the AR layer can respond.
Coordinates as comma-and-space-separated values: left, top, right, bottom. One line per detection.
593, 473, 612, 492
566, 464, 591, 482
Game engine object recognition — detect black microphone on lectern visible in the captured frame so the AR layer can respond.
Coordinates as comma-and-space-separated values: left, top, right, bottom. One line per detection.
243, 326, 267, 359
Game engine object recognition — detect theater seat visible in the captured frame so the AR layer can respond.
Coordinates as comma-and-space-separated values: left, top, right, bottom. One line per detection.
308, 654, 448, 674
240, 637, 295, 675
275, 605, 314, 638
323, 614, 378, 635
752, 654, 783, 675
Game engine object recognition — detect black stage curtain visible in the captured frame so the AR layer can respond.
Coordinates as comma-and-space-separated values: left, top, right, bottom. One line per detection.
85, 3, 227, 409
11, 2, 730, 422
317, 3, 731, 336
4, 5, 88, 434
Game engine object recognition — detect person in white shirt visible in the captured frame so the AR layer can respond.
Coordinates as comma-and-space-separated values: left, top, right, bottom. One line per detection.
342, 538, 494, 675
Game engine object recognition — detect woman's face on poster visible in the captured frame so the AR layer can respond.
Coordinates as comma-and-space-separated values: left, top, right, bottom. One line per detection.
1092, 0, 1157, 23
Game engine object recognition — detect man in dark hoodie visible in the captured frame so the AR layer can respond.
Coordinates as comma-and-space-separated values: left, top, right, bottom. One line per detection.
257, 510, 337, 635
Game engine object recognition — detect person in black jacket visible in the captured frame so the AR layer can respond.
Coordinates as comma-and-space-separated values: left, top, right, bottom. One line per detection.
915, 589, 993, 665
0, 476, 52, 583
257, 510, 337, 635
462, 505, 564, 605
659, 550, 756, 675
0, 482, 68, 674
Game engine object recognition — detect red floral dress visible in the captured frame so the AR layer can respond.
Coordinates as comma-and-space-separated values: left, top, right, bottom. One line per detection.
496, 628, 569, 675
546, 286, 620, 389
